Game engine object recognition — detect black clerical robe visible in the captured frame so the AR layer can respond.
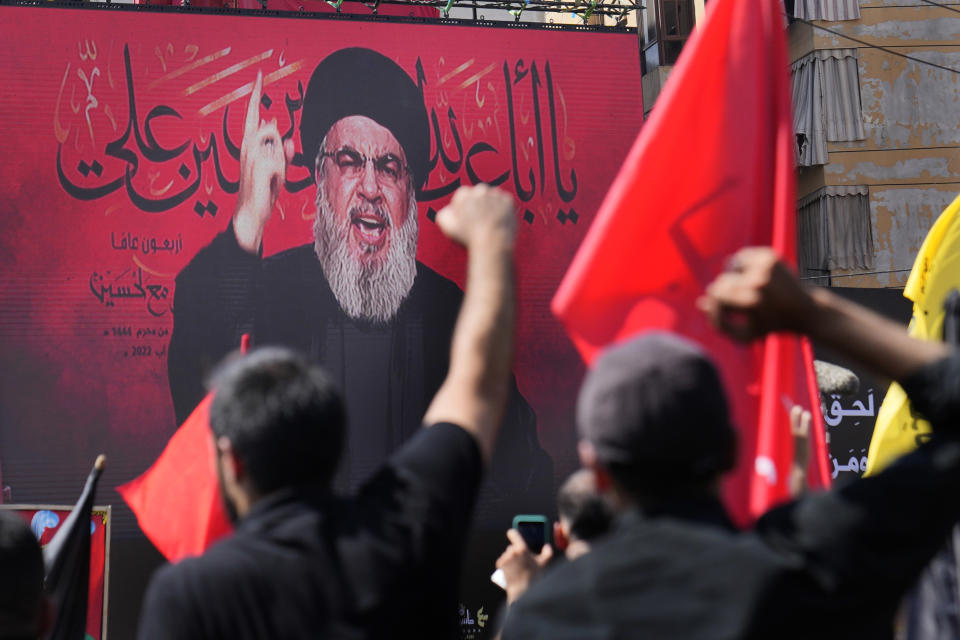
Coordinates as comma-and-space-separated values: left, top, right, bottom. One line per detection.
168, 224, 552, 523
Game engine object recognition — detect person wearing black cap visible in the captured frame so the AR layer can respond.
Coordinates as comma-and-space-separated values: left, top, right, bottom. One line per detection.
167, 49, 551, 523
503, 247, 960, 639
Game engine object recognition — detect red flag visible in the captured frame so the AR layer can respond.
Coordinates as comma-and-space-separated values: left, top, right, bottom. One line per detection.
118, 335, 251, 560
117, 394, 233, 561
552, 0, 830, 524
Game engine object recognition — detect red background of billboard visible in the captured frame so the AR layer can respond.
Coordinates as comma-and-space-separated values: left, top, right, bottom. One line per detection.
0, 4, 642, 543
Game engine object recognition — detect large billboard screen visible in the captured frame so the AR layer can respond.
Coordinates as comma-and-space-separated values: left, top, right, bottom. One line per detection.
0, 3, 642, 631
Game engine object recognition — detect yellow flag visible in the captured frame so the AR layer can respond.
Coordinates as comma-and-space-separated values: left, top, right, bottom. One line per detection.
864, 192, 960, 475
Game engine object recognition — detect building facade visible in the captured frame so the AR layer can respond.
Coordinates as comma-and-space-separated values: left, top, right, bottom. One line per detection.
790, 0, 960, 288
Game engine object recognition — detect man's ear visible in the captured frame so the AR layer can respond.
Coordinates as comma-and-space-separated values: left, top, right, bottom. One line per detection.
216, 436, 245, 484
577, 440, 612, 493
553, 521, 568, 552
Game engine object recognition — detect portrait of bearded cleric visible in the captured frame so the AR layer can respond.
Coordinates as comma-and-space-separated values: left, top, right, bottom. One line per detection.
167, 47, 553, 524
312, 115, 420, 324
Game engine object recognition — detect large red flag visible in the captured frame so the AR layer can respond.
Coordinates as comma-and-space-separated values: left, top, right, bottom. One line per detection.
118, 338, 254, 559
552, 0, 830, 524
117, 393, 233, 561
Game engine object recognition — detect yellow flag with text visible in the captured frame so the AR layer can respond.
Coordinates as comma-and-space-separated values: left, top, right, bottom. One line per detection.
865, 192, 960, 475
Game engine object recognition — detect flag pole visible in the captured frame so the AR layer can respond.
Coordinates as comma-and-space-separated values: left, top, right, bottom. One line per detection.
44, 454, 106, 640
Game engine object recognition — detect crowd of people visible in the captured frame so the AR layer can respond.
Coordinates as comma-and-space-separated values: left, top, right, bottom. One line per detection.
5, 60, 960, 640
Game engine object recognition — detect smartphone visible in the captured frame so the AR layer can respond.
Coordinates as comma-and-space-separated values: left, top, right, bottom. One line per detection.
512, 514, 549, 553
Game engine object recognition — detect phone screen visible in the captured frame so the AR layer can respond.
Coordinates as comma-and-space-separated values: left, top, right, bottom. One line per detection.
513, 516, 547, 553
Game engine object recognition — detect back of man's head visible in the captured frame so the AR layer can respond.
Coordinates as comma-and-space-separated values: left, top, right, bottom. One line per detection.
576, 332, 736, 503
0, 511, 45, 639
556, 470, 613, 543
209, 347, 346, 495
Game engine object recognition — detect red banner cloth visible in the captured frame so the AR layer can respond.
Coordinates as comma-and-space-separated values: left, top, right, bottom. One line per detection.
552, 0, 830, 524
117, 394, 233, 561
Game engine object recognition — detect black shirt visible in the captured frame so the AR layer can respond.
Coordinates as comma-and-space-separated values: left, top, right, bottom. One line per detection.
138, 422, 482, 640
503, 354, 960, 640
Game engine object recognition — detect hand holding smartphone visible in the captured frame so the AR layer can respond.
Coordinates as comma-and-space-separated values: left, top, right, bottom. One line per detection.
512, 514, 549, 553
491, 514, 551, 590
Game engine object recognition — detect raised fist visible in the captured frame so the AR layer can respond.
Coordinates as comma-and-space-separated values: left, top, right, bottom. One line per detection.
435, 184, 517, 250
698, 247, 814, 341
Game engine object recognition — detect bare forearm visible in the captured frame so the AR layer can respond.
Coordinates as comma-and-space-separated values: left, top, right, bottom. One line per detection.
454, 235, 515, 408
701, 248, 950, 383
232, 211, 264, 254
803, 287, 949, 382
425, 185, 518, 460
435, 234, 514, 459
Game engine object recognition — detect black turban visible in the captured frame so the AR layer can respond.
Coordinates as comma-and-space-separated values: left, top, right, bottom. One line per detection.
300, 47, 431, 190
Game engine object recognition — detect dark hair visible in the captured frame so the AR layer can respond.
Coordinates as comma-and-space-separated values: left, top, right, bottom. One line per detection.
208, 347, 346, 495
556, 470, 614, 543
0, 511, 44, 637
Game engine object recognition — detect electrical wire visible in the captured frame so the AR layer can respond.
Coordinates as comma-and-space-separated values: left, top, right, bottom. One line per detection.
790, 13, 960, 78
800, 269, 913, 281
918, 0, 960, 17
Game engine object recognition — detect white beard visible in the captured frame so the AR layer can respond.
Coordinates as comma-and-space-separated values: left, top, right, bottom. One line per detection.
312, 184, 418, 323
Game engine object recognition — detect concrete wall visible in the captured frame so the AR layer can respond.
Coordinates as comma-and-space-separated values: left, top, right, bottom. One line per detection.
793, 2, 960, 287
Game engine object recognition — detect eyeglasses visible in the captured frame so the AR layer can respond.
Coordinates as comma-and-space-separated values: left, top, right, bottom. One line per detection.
320, 147, 410, 188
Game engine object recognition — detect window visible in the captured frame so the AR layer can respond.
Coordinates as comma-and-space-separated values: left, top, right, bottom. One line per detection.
642, 0, 695, 73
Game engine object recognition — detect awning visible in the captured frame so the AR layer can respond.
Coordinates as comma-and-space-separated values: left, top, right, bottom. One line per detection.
798, 185, 874, 278
791, 49, 865, 167
793, 0, 860, 22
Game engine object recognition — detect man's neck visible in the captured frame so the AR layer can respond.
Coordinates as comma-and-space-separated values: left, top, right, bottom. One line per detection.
239, 483, 335, 521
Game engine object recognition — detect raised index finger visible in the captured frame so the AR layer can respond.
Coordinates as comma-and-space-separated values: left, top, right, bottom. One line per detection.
244, 70, 263, 140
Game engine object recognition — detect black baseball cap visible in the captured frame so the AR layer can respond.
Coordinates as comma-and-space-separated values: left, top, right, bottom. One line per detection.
577, 332, 737, 483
